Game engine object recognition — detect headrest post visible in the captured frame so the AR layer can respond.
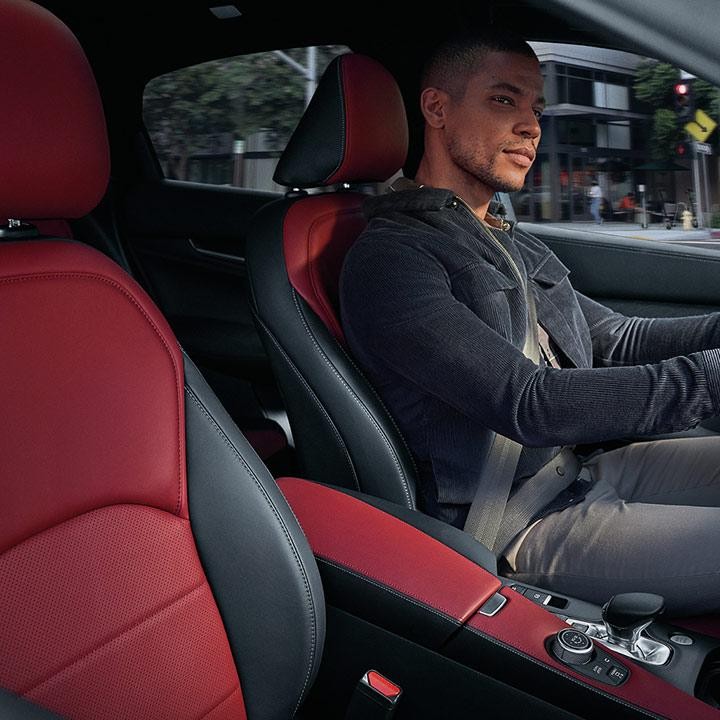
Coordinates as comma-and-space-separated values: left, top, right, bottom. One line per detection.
0, 219, 39, 239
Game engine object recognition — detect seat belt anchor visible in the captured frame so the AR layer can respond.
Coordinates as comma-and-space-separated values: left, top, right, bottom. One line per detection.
344, 669, 402, 719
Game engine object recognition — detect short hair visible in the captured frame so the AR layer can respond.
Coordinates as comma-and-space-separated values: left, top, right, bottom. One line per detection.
421, 30, 537, 100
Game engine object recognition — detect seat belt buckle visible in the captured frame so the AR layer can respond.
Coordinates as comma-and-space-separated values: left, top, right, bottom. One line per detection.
344, 669, 402, 719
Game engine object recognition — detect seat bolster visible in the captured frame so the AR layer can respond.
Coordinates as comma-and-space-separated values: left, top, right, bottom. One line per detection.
183, 355, 325, 720
0, 690, 65, 720
247, 199, 418, 507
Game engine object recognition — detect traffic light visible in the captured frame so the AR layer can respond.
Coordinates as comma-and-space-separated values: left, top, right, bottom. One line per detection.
673, 80, 695, 121
675, 139, 690, 158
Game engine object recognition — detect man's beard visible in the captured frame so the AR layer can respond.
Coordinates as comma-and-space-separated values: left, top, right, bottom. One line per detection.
448, 135, 527, 193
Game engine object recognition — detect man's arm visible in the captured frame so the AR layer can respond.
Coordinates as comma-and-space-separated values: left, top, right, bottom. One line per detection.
578, 292, 720, 366
341, 238, 720, 448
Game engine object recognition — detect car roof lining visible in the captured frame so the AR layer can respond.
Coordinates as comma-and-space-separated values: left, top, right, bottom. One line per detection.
38, 0, 720, 90
35, 0, 720, 184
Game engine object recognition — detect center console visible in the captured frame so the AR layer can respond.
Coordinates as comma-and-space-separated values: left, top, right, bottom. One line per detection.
279, 477, 720, 719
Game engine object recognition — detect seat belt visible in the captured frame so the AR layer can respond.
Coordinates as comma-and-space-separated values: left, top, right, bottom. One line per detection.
463, 277, 579, 554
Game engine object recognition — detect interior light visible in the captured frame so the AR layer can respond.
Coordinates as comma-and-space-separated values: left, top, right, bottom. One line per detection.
209, 5, 242, 20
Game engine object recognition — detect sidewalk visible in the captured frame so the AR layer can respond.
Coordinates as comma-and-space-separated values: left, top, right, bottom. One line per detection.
541, 221, 716, 244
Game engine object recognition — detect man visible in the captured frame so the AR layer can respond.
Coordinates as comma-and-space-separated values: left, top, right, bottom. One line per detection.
618, 191, 636, 222
339, 31, 720, 615
588, 180, 603, 223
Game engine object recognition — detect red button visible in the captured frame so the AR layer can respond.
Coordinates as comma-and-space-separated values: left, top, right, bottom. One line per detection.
366, 671, 401, 698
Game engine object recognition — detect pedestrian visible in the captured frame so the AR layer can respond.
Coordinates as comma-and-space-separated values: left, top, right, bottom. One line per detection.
589, 180, 603, 223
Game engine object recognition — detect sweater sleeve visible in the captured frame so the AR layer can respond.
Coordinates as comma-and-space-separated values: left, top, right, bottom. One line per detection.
340, 237, 720, 448
578, 292, 720, 365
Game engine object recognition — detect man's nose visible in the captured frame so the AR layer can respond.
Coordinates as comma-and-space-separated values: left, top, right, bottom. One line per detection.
515, 109, 541, 140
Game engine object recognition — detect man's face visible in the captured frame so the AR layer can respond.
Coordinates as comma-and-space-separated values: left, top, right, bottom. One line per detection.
443, 51, 544, 193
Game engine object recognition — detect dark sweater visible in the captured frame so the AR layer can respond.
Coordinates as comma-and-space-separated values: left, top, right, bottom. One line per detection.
339, 185, 720, 521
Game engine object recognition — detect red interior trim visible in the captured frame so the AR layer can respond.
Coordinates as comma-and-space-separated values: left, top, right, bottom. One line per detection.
278, 478, 501, 623
32, 219, 74, 239
0, 241, 187, 553
0, 1, 109, 219
283, 194, 367, 344
325, 55, 408, 185
672, 615, 720, 641
470, 589, 720, 720
0, 506, 246, 720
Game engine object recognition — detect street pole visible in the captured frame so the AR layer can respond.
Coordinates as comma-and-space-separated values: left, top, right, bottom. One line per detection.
692, 145, 704, 228
274, 48, 318, 110
701, 152, 710, 227
639, 184, 647, 228
306, 46, 317, 108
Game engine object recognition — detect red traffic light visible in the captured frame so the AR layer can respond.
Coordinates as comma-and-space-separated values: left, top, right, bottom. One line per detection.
674, 82, 690, 96
675, 142, 688, 156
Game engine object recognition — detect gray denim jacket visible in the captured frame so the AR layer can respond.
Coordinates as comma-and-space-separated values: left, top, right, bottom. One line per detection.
339, 185, 720, 523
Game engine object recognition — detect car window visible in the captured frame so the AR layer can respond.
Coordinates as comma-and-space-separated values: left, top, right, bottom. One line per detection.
143, 45, 349, 192
510, 42, 720, 244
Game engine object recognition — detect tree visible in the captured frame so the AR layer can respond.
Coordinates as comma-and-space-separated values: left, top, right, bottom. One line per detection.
143, 46, 348, 180
634, 61, 720, 161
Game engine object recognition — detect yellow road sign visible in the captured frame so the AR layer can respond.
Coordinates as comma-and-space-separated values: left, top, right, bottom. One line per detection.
685, 109, 717, 142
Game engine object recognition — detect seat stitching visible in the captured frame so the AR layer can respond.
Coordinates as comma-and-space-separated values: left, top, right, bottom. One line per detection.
324, 58, 347, 183
195, 684, 242, 720
302, 204, 363, 340
253, 311, 360, 491
292, 290, 414, 507
316, 556, 461, 624
22, 580, 206, 697
184, 386, 319, 715
331, 325, 420, 485
1, 271, 183, 516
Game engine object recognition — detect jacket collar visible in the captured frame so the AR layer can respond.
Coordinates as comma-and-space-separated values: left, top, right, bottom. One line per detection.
364, 177, 513, 231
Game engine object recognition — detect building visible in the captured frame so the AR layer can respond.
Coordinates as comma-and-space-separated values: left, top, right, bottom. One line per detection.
515, 43, 691, 223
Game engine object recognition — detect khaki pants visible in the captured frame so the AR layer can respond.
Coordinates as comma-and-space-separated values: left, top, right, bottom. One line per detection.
506, 436, 720, 615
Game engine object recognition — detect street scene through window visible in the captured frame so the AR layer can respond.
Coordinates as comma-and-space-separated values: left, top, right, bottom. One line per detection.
143, 42, 720, 248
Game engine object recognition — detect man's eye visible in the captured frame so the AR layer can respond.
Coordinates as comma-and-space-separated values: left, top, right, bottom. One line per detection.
492, 95, 513, 105
534, 108, 544, 119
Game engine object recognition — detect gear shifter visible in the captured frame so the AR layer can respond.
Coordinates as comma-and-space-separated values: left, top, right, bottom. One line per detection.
601, 592, 665, 654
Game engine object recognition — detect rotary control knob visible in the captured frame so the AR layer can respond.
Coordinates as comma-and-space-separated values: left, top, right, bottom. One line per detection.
551, 628, 594, 665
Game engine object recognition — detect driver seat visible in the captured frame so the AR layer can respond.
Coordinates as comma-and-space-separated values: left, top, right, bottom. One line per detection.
247, 53, 419, 509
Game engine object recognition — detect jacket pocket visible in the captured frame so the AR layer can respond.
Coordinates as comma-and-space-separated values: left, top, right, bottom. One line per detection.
529, 254, 570, 287
451, 262, 517, 297
451, 262, 518, 337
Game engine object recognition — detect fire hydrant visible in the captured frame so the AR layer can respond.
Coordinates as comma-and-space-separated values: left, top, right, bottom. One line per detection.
682, 209, 694, 230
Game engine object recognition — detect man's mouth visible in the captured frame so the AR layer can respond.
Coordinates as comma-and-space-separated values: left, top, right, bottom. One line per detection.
503, 147, 535, 168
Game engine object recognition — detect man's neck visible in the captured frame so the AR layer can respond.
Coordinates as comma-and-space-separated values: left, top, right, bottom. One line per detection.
415, 157, 494, 220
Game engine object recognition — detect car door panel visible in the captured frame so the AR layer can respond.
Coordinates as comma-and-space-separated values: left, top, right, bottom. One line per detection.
523, 223, 720, 318
124, 179, 278, 376
122, 179, 292, 459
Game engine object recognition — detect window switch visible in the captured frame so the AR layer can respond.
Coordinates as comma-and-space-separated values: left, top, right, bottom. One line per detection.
527, 590, 551, 605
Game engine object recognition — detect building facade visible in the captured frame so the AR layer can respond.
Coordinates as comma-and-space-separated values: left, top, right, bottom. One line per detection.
515, 43, 689, 223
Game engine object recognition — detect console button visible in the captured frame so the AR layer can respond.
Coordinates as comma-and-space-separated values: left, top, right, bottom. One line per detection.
551, 629, 594, 665
607, 665, 629, 684
527, 590, 550, 605
670, 634, 693, 646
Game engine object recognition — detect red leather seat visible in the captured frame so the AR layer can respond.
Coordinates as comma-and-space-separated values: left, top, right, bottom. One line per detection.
0, 2, 324, 718
246, 54, 419, 509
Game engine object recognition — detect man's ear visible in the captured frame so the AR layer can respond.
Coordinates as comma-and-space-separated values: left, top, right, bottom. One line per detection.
420, 87, 449, 129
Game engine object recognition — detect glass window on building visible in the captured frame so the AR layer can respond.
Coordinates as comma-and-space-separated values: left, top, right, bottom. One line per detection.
593, 82, 629, 110
597, 121, 631, 149
557, 118, 596, 146
568, 77, 594, 106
